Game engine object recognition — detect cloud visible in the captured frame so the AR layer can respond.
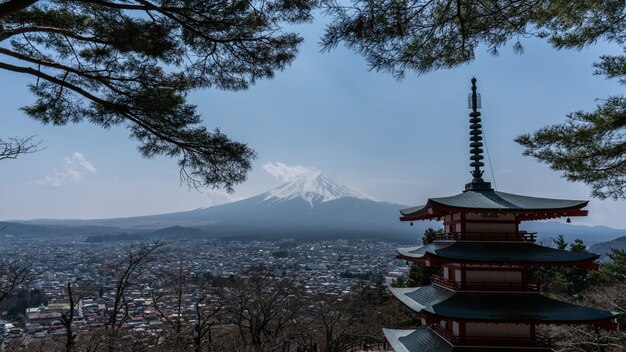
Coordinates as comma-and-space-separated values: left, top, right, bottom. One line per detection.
262, 162, 319, 182
70, 152, 96, 173
36, 152, 97, 188
201, 189, 242, 206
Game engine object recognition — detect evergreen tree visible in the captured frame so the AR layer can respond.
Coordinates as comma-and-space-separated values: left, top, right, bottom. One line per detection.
554, 234, 568, 250
322, 1, 626, 199
391, 263, 435, 287
422, 228, 442, 245
516, 77, 626, 199
0, 0, 316, 190
393, 228, 441, 287
532, 238, 593, 296
601, 248, 626, 281
566, 239, 591, 295
391, 275, 405, 288
570, 239, 588, 253
322, 1, 625, 77
405, 262, 434, 287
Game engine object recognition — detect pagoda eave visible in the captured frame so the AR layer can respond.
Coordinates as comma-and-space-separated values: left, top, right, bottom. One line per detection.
384, 326, 556, 352
397, 253, 600, 270
400, 206, 588, 222
383, 327, 453, 352
390, 286, 619, 327
396, 242, 601, 269
419, 310, 619, 329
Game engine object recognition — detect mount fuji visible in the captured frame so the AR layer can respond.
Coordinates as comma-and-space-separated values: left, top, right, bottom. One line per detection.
14, 172, 424, 242
261, 170, 377, 206
9, 172, 626, 244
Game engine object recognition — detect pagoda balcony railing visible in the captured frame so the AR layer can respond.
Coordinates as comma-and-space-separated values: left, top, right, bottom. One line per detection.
436, 231, 536, 242
432, 325, 551, 347
432, 324, 456, 341
431, 275, 457, 290
431, 275, 539, 292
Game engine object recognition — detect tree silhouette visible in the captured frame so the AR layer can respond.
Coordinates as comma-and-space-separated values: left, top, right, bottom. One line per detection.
322, 0, 626, 199
0, 0, 316, 189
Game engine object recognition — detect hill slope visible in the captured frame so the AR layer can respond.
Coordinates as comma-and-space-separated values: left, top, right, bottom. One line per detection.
590, 236, 626, 261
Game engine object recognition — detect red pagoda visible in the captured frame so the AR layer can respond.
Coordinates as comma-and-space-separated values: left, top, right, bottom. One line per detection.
383, 78, 619, 352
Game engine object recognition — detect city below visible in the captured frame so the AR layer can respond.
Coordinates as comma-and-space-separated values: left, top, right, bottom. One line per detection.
0, 235, 409, 343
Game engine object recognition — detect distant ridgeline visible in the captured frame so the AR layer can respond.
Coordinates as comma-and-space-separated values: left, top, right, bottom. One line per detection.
5, 169, 626, 245
4, 217, 625, 247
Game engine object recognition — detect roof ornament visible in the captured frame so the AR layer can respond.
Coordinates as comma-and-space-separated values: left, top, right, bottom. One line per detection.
465, 78, 493, 192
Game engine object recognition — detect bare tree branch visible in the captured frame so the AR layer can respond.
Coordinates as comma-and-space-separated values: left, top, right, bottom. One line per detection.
0, 261, 33, 304
0, 135, 42, 161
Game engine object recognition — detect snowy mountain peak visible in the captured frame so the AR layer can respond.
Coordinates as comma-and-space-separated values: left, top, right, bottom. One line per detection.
262, 172, 377, 206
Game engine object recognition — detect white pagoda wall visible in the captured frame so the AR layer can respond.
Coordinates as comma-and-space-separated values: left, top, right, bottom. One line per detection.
465, 271, 522, 283
465, 214, 516, 221
464, 222, 516, 233
465, 323, 530, 337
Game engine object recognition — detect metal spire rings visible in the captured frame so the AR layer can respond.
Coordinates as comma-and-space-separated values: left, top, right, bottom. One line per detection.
464, 77, 492, 192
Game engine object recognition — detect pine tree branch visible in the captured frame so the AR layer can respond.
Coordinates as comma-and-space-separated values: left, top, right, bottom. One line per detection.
0, 0, 37, 17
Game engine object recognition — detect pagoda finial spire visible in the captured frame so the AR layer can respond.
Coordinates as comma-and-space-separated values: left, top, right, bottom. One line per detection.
465, 77, 492, 192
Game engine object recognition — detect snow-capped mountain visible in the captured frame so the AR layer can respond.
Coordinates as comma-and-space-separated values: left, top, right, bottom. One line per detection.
261, 172, 376, 206
9, 171, 626, 244
13, 172, 422, 242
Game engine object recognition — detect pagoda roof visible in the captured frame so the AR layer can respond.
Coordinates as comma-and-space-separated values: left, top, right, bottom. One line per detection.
400, 189, 588, 221
397, 242, 599, 266
383, 327, 453, 352
390, 286, 454, 311
391, 286, 618, 323
383, 327, 556, 351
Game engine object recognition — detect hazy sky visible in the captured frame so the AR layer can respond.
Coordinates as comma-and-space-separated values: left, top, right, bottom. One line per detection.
2, 18, 626, 228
